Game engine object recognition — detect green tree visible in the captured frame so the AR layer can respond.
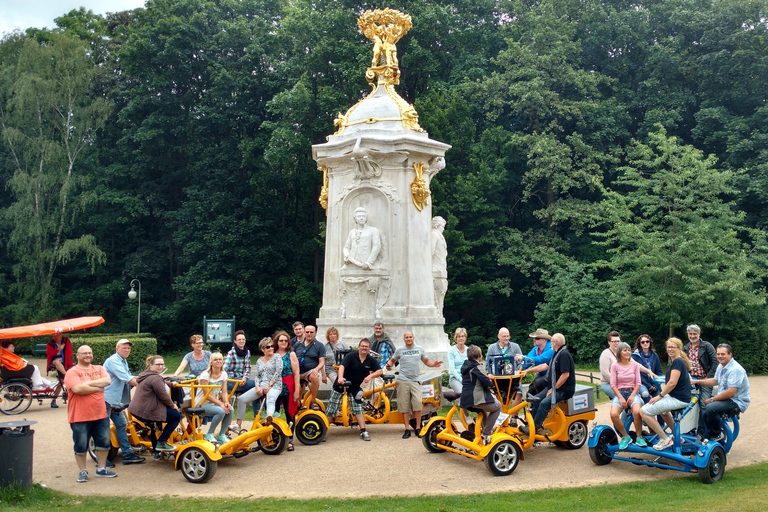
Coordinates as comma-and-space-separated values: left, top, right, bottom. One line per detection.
0, 32, 112, 315
597, 126, 768, 370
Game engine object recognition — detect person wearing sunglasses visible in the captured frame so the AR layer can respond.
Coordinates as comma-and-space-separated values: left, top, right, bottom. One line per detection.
632, 334, 663, 399
235, 337, 282, 431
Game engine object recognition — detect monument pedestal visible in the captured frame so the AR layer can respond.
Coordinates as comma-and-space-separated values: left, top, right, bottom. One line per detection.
312, 9, 451, 363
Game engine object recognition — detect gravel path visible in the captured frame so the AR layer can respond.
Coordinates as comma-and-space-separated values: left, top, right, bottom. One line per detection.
9, 363, 767, 498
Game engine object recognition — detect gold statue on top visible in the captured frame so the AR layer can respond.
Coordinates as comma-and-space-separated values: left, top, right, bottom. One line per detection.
358, 8, 412, 85
331, 9, 423, 137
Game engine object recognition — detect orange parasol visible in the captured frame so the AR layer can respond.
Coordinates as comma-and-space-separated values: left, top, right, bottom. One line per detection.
0, 317, 105, 340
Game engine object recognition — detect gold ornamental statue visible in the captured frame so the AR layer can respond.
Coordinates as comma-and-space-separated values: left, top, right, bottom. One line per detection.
332, 8, 423, 136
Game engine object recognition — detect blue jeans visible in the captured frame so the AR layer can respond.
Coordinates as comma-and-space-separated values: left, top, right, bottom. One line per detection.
695, 385, 713, 432
531, 388, 569, 429
701, 396, 736, 437
158, 407, 181, 444
71, 417, 111, 455
201, 403, 233, 435
600, 383, 616, 400
108, 403, 131, 458
228, 378, 255, 395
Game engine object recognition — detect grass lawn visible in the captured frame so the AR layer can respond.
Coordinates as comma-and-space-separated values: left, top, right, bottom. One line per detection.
2, 462, 767, 512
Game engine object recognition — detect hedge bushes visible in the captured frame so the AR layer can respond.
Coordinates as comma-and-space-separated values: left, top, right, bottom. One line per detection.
12, 333, 157, 374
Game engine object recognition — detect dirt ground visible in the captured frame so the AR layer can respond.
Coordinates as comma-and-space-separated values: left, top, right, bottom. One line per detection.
7, 362, 767, 498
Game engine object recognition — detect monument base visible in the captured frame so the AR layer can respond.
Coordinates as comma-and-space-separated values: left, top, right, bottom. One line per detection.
315, 316, 450, 366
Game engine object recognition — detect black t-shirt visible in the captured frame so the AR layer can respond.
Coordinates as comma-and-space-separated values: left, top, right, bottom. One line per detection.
547, 346, 576, 399
339, 351, 379, 395
293, 339, 325, 373
667, 357, 692, 403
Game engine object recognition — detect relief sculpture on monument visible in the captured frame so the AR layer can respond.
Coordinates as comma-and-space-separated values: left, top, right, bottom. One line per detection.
340, 205, 390, 319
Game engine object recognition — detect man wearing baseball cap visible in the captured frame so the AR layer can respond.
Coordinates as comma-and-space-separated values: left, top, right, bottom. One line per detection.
103, 339, 145, 465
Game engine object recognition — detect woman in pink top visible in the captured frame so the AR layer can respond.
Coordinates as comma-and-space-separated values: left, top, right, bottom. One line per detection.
609, 342, 646, 449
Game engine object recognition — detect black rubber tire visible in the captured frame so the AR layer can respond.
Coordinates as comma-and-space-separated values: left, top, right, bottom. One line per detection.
180, 447, 217, 483
422, 421, 446, 453
0, 382, 32, 415
564, 420, 589, 450
295, 414, 327, 446
589, 429, 617, 465
259, 425, 288, 455
87, 436, 119, 464
698, 445, 726, 484
484, 440, 521, 476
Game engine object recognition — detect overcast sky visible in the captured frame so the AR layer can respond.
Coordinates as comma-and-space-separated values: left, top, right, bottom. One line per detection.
1, 1, 147, 37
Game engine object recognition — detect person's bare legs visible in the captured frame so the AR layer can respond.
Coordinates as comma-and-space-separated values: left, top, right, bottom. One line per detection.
308, 373, 320, 407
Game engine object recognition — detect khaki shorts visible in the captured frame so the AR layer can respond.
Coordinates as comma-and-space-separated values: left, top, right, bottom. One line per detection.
396, 380, 422, 413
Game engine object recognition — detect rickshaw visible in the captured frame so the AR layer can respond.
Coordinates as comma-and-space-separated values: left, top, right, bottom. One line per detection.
588, 393, 740, 483
293, 370, 444, 445
420, 356, 596, 475
1, 317, 104, 415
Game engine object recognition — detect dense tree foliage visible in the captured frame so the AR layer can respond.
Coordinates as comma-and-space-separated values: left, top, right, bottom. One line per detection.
1, 0, 766, 371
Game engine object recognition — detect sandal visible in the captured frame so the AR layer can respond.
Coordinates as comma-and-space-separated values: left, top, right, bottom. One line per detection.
287, 442, 294, 452
310, 402, 321, 411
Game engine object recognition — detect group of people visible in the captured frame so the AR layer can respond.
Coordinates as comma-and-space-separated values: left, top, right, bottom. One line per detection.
448, 327, 576, 442
10, 320, 748, 483
597, 325, 750, 450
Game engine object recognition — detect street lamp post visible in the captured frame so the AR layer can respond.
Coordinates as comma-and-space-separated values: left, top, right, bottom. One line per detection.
128, 279, 141, 333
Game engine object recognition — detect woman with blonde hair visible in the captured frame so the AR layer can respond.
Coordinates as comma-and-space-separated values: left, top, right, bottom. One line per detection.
639, 337, 692, 451
447, 328, 468, 393
196, 352, 234, 443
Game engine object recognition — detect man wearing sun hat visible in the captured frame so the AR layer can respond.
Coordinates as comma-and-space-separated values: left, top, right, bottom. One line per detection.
517, 328, 555, 395
103, 339, 145, 465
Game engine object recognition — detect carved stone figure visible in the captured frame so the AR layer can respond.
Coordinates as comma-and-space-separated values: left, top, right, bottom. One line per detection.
431, 216, 448, 311
343, 207, 382, 270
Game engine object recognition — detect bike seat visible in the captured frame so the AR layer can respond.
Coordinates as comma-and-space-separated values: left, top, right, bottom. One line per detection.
443, 391, 461, 402
110, 403, 129, 413
343, 382, 352, 390
186, 407, 207, 416
382, 374, 395, 383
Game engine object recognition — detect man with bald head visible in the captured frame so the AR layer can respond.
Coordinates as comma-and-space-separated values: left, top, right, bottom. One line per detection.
485, 327, 522, 374
386, 331, 442, 438
64, 345, 116, 482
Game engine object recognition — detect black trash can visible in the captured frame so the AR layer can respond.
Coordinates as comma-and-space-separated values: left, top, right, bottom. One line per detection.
0, 420, 37, 489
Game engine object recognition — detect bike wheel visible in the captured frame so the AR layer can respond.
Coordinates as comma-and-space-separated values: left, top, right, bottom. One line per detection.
87, 436, 119, 464
564, 420, 588, 450
589, 429, 617, 465
698, 445, 726, 484
484, 440, 521, 476
295, 414, 327, 445
259, 425, 288, 455
0, 383, 32, 415
180, 447, 217, 483
422, 420, 446, 453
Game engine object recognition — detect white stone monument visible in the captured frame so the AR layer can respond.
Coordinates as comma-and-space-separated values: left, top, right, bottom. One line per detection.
312, 9, 451, 360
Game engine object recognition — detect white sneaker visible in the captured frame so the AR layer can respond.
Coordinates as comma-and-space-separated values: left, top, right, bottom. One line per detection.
653, 437, 674, 451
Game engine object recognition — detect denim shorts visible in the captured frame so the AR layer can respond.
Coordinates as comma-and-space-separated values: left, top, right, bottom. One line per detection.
71, 417, 111, 455
611, 389, 644, 408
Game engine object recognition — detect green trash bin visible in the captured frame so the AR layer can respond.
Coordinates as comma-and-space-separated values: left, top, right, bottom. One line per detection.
0, 420, 36, 488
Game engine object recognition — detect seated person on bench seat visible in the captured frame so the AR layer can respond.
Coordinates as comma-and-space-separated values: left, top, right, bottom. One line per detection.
460, 345, 501, 445
529, 333, 575, 436
639, 337, 692, 451
691, 343, 750, 443
129, 355, 180, 452
1, 340, 55, 390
